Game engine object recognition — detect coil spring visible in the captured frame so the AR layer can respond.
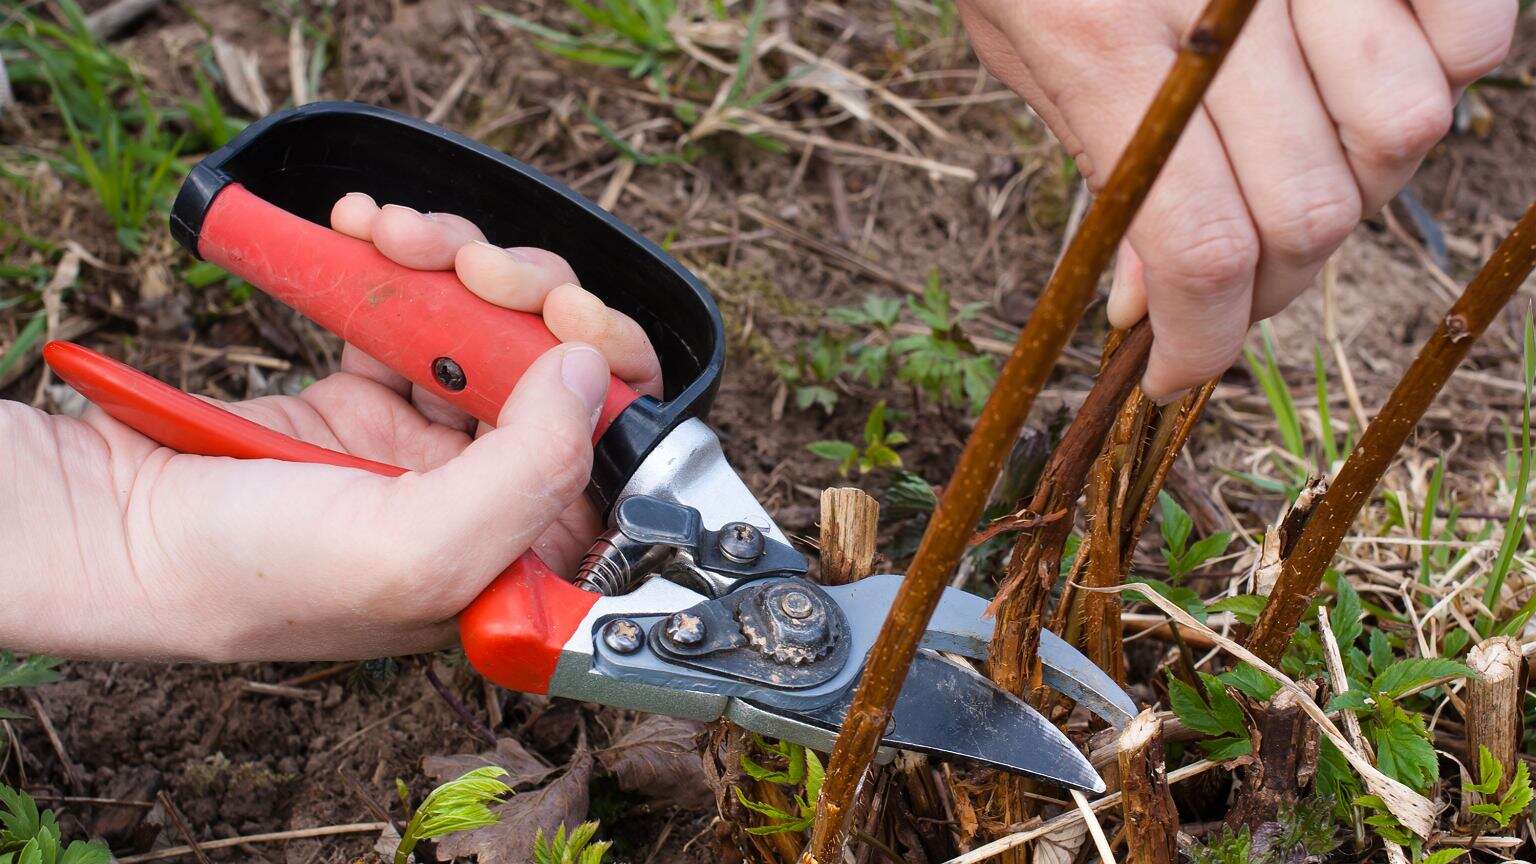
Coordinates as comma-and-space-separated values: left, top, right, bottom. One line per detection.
574, 530, 669, 595
575, 535, 632, 595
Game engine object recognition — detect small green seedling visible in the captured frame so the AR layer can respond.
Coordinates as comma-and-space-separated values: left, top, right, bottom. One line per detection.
808, 400, 907, 476
394, 766, 510, 864
1464, 745, 1534, 828
0, 785, 109, 864
734, 737, 824, 835
891, 271, 996, 413
1156, 491, 1231, 582
533, 821, 612, 864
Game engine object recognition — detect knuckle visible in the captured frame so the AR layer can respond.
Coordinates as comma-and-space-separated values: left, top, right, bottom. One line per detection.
1356, 91, 1453, 165
1154, 217, 1259, 297
1261, 181, 1362, 263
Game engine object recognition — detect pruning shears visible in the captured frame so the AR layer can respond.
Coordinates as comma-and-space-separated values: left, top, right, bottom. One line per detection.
43, 103, 1133, 792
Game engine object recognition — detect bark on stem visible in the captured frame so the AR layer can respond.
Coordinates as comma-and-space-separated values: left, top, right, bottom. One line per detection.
1118, 710, 1178, 864
803, 2, 1262, 856
1463, 636, 1523, 824
1246, 201, 1536, 665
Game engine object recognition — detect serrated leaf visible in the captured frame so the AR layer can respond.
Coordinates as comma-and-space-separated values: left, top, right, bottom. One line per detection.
1470, 745, 1503, 795
1371, 657, 1474, 698
1200, 736, 1253, 761
1331, 578, 1363, 648
1418, 849, 1467, 864
1218, 663, 1280, 701
1198, 672, 1248, 737
1167, 676, 1225, 737
1370, 712, 1438, 792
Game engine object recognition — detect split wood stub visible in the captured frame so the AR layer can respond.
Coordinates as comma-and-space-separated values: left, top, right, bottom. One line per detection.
1118, 709, 1178, 864
819, 488, 881, 586
1463, 636, 1524, 822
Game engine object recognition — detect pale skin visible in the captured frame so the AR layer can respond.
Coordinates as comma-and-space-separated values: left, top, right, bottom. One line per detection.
1, 195, 662, 662
958, 0, 1518, 398
1, 3, 1520, 661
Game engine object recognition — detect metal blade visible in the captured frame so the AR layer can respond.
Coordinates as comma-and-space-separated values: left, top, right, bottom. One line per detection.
921, 581, 1138, 729
765, 651, 1105, 793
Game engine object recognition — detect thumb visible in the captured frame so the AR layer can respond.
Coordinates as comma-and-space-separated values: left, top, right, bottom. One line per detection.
387, 342, 610, 577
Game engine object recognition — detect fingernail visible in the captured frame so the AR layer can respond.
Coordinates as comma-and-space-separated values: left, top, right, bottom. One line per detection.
505, 247, 540, 264
381, 203, 424, 220
1152, 387, 1189, 407
342, 191, 375, 205
561, 346, 609, 424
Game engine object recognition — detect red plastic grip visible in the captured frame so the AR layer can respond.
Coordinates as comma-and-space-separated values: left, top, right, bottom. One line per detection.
196, 184, 639, 440
44, 341, 599, 694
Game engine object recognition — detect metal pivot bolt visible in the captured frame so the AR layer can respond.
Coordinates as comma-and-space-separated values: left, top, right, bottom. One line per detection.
778, 590, 814, 620
432, 356, 467, 391
664, 611, 706, 647
602, 619, 644, 654
717, 522, 765, 563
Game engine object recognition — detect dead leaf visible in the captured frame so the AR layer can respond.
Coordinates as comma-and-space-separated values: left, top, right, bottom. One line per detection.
1032, 815, 1087, 864
210, 37, 271, 116
792, 61, 870, 123
596, 715, 710, 809
434, 746, 593, 864
423, 737, 556, 791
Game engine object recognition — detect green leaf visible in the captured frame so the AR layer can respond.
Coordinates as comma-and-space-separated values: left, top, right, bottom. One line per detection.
1132, 577, 1208, 623
1417, 850, 1467, 864
0, 655, 61, 691
1218, 663, 1280, 701
1370, 710, 1438, 792
1158, 491, 1193, 558
1198, 672, 1248, 737
1200, 736, 1253, 761
1368, 629, 1394, 675
1469, 745, 1504, 795
1330, 578, 1363, 648
1207, 595, 1267, 625
1167, 676, 1225, 737
1371, 657, 1474, 698
1325, 689, 1372, 713
807, 441, 857, 462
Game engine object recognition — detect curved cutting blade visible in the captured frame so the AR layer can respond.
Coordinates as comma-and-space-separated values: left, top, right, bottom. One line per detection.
763, 651, 1105, 793
837, 575, 1139, 729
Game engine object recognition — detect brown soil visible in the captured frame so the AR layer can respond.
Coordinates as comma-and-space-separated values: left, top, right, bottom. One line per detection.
2, 1, 1534, 861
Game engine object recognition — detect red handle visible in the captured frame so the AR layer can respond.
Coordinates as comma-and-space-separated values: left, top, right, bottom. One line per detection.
44, 341, 598, 694
196, 184, 640, 440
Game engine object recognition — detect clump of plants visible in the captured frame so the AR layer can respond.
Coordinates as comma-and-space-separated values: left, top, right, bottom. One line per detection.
0, 785, 109, 864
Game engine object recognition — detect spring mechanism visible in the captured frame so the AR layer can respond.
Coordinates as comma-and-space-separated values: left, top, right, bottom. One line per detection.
574, 529, 671, 595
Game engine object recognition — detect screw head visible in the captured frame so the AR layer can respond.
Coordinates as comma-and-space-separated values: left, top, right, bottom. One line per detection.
778, 590, 814, 620
717, 522, 765, 563
432, 356, 467, 392
602, 618, 644, 654
664, 611, 706, 647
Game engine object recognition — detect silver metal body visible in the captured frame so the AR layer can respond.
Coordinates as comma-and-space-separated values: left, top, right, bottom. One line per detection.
559, 418, 1135, 790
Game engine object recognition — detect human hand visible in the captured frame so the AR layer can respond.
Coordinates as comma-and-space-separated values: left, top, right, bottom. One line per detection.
957, 0, 1517, 398
0, 195, 661, 662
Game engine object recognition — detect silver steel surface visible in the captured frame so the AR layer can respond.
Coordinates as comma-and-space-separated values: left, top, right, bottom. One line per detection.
853, 574, 1139, 729
617, 418, 790, 594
